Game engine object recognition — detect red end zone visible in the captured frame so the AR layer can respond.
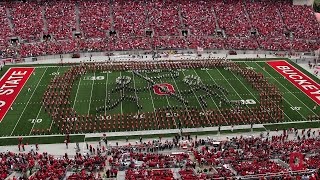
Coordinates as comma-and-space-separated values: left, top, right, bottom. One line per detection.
267, 60, 320, 105
0, 67, 34, 122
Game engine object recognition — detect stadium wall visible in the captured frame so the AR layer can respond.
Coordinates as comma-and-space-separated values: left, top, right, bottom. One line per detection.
21, 49, 316, 64
293, 0, 314, 6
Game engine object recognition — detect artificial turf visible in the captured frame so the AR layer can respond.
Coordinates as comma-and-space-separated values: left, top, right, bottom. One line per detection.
0, 59, 319, 139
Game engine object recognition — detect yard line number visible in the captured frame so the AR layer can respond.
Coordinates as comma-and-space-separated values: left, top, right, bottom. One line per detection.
290, 107, 301, 111
28, 119, 42, 123
83, 76, 105, 80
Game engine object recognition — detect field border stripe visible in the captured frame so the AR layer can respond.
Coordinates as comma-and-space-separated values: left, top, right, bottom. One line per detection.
266, 60, 320, 108
10, 67, 47, 136
0, 67, 35, 123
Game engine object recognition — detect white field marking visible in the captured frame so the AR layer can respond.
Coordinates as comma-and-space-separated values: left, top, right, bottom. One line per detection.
105, 72, 109, 115
120, 71, 123, 115
29, 106, 43, 135
48, 67, 62, 131
228, 64, 278, 122
131, 71, 140, 114
180, 70, 210, 125
146, 72, 177, 128
216, 67, 262, 122
192, 67, 216, 126
255, 62, 308, 120
147, 87, 157, 112
192, 67, 227, 123
158, 78, 178, 128
244, 63, 293, 121
169, 70, 191, 116
262, 62, 319, 115
87, 71, 96, 115
34, 65, 72, 68
10, 67, 48, 136
73, 74, 82, 109
144, 72, 158, 125
204, 68, 242, 126
232, 60, 282, 63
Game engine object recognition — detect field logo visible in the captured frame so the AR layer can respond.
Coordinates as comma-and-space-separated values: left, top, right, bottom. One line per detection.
153, 83, 175, 95
0, 67, 34, 122
289, 152, 305, 171
267, 60, 320, 105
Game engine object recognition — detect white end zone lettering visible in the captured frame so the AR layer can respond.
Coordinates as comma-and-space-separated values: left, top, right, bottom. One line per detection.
0, 67, 34, 122
0, 101, 5, 110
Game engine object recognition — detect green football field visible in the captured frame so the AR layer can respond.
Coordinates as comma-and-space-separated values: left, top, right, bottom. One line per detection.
0, 60, 319, 137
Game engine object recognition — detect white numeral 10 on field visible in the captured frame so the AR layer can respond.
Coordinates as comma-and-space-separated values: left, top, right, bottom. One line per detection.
29, 119, 42, 123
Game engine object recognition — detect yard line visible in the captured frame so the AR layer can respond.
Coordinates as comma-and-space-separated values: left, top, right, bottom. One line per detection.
145, 71, 178, 128
180, 70, 210, 126
131, 71, 140, 114
228, 64, 282, 123
11, 67, 48, 136
255, 62, 310, 120
87, 71, 96, 115
72, 75, 82, 108
142, 72, 158, 127
104, 72, 109, 115
192, 68, 228, 124
120, 71, 123, 115
29, 106, 43, 135
243, 62, 293, 121
216, 67, 262, 124
34, 65, 71, 68
169, 69, 192, 120
255, 62, 318, 116
48, 67, 62, 132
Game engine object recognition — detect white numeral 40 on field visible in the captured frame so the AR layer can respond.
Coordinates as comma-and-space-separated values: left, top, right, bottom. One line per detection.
29, 119, 42, 123
290, 107, 301, 111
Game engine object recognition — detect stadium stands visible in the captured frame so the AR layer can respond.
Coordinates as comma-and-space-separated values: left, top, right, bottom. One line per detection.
1, 130, 320, 179
0, 0, 319, 58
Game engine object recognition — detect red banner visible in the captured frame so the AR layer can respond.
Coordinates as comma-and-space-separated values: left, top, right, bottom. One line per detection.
267, 60, 320, 105
0, 67, 34, 122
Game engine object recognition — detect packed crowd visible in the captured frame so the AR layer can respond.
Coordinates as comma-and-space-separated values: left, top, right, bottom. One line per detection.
0, 0, 319, 58
1, 128, 320, 179
0, 151, 106, 180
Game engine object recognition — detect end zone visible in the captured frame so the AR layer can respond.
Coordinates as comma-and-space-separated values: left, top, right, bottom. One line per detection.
0, 67, 35, 122
267, 60, 320, 105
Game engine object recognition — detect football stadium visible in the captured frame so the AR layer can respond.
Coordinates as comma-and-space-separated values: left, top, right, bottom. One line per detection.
0, 0, 319, 179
